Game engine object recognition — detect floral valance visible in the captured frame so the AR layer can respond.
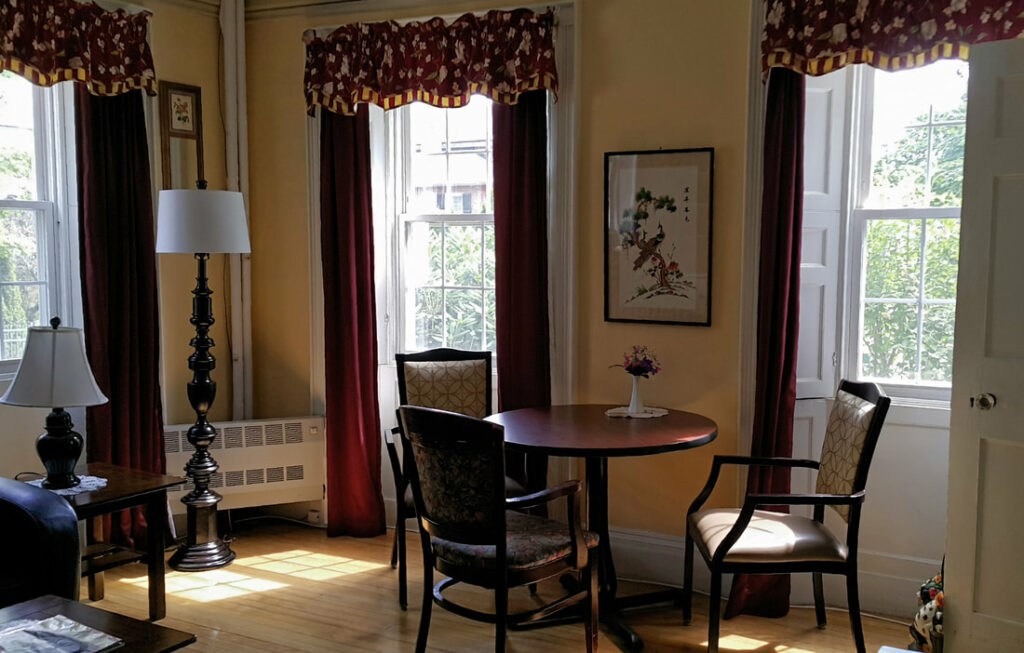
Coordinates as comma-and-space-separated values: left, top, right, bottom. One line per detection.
303, 8, 557, 116
763, 0, 1024, 76
0, 0, 156, 96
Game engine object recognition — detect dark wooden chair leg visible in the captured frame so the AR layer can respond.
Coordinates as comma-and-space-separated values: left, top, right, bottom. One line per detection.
708, 570, 722, 653
415, 564, 432, 653
846, 571, 866, 653
585, 555, 598, 653
495, 581, 508, 653
813, 571, 827, 628
397, 518, 408, 610
390, 528, 398, 568
682, 533, 694, 625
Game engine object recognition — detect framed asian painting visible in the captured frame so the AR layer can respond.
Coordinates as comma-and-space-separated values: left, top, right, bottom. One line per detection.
604, 148, 713, 326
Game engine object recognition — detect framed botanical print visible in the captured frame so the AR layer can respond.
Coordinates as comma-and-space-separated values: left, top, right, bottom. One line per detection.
604, 148, 713, 326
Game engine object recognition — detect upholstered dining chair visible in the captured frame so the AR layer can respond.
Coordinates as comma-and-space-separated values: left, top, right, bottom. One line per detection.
385, 348, 526, 609
398, 405, 599, 653
683, 380, 890, 653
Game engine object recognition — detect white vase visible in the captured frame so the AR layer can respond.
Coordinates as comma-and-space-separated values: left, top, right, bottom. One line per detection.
627, 375, 645, 414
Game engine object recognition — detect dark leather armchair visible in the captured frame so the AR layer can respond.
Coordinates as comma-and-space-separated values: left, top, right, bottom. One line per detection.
0, 476, 80, 607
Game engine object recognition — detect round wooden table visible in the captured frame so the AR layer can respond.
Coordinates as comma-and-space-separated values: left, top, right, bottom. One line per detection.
486, 404, 718, 651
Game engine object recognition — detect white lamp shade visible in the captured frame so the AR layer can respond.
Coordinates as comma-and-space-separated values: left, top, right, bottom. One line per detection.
156, 190, 251, 254
0, 326, 108, 408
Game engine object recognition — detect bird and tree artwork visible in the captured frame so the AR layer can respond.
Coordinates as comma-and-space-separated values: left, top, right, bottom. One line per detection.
604, 148, 713, 326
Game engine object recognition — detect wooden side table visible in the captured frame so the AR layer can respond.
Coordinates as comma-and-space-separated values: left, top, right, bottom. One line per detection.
64, 463, 186, 621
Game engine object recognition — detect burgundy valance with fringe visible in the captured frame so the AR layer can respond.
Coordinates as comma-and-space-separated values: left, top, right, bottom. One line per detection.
0, 0, 155, 96
763, 0, 1024, 75
303, 8, 557, 116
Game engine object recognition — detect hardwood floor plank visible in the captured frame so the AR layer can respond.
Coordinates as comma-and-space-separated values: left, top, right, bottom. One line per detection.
87, 522, 912, 652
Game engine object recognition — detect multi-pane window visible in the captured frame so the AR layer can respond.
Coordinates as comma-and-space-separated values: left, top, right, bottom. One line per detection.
397, 96, 496, 353
853, 61, 967, 389
1, 72, 52, 362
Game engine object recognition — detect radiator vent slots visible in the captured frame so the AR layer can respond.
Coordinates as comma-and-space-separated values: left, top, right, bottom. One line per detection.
164, 417, 324, 514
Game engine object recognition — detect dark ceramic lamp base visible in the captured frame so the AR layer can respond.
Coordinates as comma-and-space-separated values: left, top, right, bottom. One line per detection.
37, 407, 83, 489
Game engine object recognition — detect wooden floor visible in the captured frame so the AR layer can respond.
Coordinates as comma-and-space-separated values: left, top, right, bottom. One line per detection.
90, 521, 912, 652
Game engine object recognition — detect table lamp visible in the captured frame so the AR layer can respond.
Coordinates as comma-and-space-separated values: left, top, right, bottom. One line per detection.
0, 318, 108, 489
156, 186, 250, 571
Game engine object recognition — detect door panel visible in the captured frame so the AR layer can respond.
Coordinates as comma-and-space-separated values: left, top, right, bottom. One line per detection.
946, 38, 1024, 651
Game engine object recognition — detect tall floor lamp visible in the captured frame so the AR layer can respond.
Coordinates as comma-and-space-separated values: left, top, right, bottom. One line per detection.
156, 188, 250, 571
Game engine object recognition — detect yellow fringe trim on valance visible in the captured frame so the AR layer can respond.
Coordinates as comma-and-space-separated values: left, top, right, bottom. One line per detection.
307, 73, 558, 117
0, 56, 157, 96
764, 41, 972, 77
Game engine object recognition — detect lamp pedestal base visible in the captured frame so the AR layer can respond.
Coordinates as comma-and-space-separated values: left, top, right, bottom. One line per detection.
37, 408, 84, 490
169, 489, 235, 571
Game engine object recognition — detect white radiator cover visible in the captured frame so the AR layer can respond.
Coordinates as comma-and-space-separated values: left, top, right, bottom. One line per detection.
163, 416, 325, 514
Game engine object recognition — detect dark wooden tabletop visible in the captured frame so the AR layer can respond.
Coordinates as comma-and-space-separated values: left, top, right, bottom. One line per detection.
0, 595, 195, 652
65, 463, 186, 519
486, 404, 718, 457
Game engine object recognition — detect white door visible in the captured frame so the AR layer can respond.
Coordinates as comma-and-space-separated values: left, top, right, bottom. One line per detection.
945, 38, 1024, 651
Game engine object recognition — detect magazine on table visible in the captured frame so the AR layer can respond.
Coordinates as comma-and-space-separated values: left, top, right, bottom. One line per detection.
0, 614, 123, 652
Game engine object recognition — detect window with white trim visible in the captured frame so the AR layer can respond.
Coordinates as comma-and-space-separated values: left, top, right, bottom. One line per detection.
0, 72, 79, 374
849, 61, 966, 397
381, 96, 497, 356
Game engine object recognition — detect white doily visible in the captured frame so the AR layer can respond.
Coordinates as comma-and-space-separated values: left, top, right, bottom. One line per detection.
605, 406, 669, 419
27, 475, 108, 496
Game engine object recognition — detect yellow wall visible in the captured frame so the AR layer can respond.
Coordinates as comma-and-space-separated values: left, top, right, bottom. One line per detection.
143, 1, 234, 425
574, 0, 748, 530
245, 0, 749, 533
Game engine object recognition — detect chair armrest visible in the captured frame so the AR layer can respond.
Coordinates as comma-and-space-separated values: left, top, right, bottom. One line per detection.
506, 480, 581, 510
506, 480, 589, 569
744, 490, 866, 508
686, 455, 821, 517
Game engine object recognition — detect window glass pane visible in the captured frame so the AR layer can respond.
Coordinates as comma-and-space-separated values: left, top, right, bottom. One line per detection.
447, 96, 490, 146
924, 218, 960, 300
0, 71, 37, 201
484, 289, 495, 352
444, 224, 482, 286
921, 304, 955, 383
1, 208, 46, 359
483, 224, 495, 286
864, 219, 921, 299
444, 289, 483, 350
866, 60, 968, 209
413, 288, 443, 350
405, 222, 443, 286
408, 103, 448, 214
861, 301, 919, 382
930, 124, 966, 207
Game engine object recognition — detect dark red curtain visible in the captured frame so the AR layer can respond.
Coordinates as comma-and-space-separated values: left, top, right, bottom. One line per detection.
725, 67, 805, 619
74, 87, 164, 548
320, 105, 386, 537
492, 90, 551, 493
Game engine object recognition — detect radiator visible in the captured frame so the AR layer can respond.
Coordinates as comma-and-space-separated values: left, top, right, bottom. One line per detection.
163, 416, 325, 514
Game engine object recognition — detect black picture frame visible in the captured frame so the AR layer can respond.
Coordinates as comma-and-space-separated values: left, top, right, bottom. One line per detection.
603, 147, 714, 326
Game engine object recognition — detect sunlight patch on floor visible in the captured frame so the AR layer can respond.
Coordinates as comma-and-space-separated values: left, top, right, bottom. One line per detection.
703, 634, 770, 650
775, 646, 821, 653
232, 549, 387, 579
118, 568, 288, 602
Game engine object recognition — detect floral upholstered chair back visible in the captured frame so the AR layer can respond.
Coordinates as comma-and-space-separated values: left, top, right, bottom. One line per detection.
815, 384, 887, 522
397, 350, 491, 419
398, 406, 505, 535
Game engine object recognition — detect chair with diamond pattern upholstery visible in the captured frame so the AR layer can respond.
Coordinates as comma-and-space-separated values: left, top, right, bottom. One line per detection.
683, 380, 890, 653
398, 405, 598, 653
385, 348, 526, 609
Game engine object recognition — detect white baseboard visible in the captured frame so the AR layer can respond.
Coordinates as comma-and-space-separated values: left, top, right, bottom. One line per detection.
609, 527, 934, 618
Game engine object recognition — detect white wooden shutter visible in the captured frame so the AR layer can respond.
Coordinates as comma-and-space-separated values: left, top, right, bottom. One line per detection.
797, 69, 846, 399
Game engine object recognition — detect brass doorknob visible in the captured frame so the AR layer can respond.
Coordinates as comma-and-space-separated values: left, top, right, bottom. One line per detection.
971, 393, 997, 410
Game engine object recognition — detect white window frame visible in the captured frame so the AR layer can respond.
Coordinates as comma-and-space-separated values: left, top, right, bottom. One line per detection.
0, 80, 80, 380
381, 102, 497, 359
841, 66, 962, 403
